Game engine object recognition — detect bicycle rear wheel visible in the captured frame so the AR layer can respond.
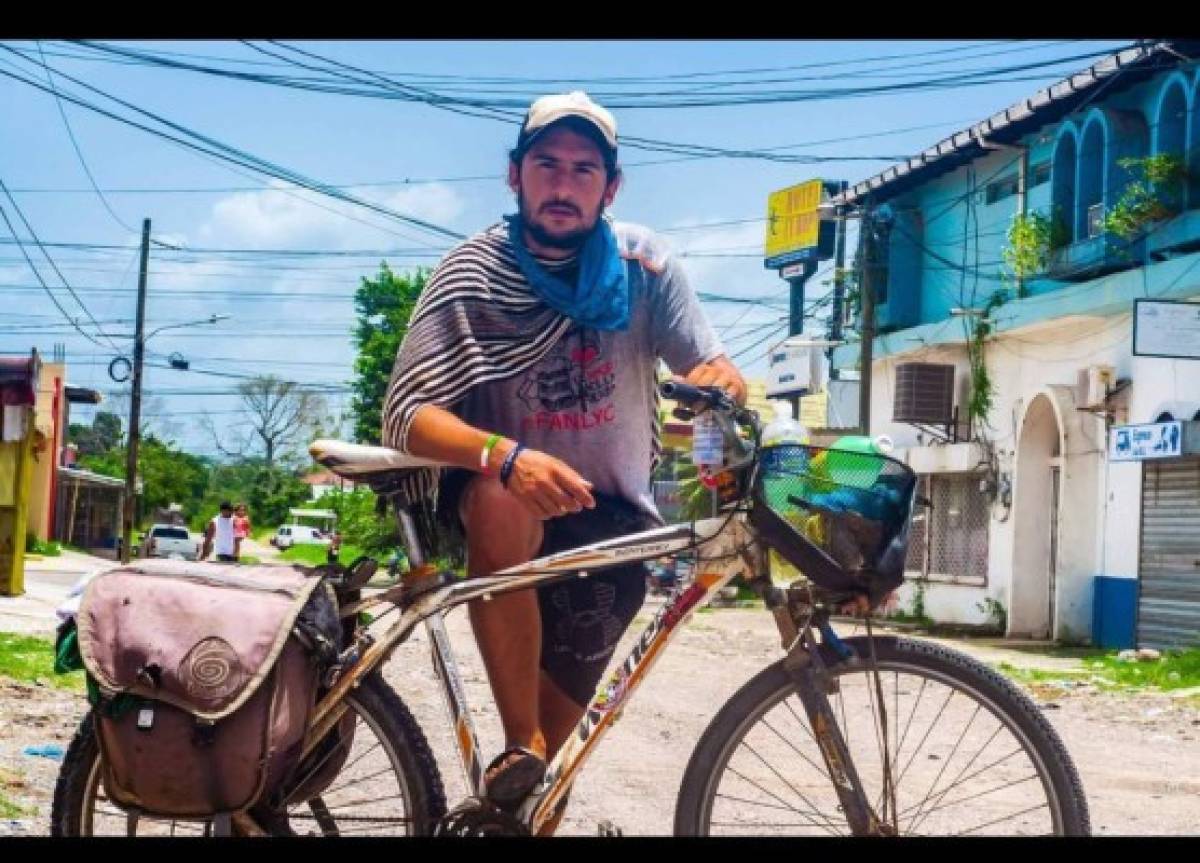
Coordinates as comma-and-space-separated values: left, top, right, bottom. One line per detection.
51, 674, 446, 837
674, 636, 1090, 836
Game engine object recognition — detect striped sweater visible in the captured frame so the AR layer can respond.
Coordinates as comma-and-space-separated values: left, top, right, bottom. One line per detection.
381, 219, 678, 502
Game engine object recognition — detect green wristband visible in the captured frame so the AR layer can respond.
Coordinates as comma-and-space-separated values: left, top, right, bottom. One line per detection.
481, 433, 503, 473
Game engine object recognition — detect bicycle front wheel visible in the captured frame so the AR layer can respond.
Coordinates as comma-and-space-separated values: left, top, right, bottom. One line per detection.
674, 636, 1090, 836
51, 673, 446, 837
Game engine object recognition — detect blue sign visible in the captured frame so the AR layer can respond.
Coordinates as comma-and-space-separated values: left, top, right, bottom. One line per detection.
1109, 421, 1183, 462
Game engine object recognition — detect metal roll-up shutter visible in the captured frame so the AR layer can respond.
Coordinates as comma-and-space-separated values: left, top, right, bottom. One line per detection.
1137, 457, 1200, 650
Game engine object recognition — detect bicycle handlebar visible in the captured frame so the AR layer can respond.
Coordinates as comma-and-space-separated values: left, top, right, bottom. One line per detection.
659, 380, 735, 412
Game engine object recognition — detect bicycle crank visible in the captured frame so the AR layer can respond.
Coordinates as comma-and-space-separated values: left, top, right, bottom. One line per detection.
433, 798, 530, 837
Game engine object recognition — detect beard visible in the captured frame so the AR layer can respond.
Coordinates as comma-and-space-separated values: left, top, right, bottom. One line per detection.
517, 187, 605, 251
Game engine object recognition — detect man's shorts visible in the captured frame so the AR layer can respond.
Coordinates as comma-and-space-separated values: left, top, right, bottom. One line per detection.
439, 469, 657, 708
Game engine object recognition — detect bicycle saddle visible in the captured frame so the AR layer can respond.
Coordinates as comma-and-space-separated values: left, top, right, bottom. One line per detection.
309, 439, 445, 488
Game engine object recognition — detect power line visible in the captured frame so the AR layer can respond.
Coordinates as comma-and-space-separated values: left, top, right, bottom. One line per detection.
35, 40, 140, 238
0, 46, 466, 247
0, 180, 118, 351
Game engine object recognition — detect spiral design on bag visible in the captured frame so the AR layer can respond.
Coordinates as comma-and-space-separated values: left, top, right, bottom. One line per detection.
180, 637, 244, 703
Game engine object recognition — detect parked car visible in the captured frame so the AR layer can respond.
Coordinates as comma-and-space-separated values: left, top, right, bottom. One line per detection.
271, 525, 331, 550
142, 524, 200, 560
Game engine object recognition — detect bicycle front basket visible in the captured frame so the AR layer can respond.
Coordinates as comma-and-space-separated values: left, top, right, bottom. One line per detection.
754, 443, 918, 600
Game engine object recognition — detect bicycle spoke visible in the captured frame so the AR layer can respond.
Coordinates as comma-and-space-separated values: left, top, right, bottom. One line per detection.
896, 746, 1028, 821
714, 791, 847, 832
281, 725, 380, 807
715, 792, 831, 817
759, 715, 833, 783
903, 702, 983, 833
783, 695, 822, 750
954, 801, 1050, 836
905, 720, 1005, 834
893, 676, 929, 774
317, 760, 400, 798
724, 762, 843, 834
912, 773, 1043, 824
736, 742, 845, 833
894, 686, 956, 788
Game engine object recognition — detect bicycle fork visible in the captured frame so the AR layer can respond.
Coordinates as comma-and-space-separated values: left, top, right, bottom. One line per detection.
782, 629, 892, 837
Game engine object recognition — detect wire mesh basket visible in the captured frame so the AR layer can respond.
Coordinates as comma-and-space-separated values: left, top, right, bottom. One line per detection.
755, 443, 919, 597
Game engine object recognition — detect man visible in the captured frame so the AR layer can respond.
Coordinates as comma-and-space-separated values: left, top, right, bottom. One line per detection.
327, 528, 343, 565
200, 501, 239, 563
382, 91, 746, 832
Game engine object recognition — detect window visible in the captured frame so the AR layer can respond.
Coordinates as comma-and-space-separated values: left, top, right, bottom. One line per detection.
152, 527, 189, 540
905, 474, 989, 585
1030, 161, 1051, 188
771, 352, 788, 363
985, 174, 1020, 204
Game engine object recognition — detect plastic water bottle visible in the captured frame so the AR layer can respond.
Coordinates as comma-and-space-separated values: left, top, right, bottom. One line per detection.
761, 400, 811, 448
691, 411, 724, 470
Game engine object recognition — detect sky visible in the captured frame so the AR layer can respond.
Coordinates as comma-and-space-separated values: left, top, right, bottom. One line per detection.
0, 39, 1129, 458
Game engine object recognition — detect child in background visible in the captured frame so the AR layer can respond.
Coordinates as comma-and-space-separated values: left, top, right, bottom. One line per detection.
233, 503, 251, 560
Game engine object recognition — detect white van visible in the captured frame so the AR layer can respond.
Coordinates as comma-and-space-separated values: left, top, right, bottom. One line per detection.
271, 524, 330, 549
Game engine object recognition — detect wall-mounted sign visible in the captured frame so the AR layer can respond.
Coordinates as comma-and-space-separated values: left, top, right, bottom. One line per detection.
1133, 299, 1200, 360
1110, 421, 1183, 461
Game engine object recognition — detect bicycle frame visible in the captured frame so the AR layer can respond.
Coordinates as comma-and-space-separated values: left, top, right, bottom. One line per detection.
295, 398, 897, 835
295, 509, 761, 834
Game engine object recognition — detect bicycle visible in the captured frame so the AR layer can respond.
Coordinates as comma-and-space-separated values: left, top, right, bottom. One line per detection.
51, 381, 1090, 836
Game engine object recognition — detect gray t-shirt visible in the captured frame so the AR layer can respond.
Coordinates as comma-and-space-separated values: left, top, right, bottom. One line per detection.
456, 252, 723, 522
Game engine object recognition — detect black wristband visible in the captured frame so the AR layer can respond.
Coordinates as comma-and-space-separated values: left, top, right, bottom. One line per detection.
499, 444, 525, 487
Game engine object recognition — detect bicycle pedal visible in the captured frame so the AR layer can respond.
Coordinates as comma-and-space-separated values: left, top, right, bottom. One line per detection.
596, 819, 623, 837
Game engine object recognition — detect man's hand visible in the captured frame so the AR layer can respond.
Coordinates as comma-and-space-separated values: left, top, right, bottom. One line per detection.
679, 355, 747, 407
838, 591, 899, 617
504, 447, 596, 521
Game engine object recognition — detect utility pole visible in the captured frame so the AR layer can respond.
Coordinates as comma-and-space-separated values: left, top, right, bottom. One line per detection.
827, 181, 849, 372
785, 259, 817, 419
857, 209, 877, 437
121, 219, 150, 564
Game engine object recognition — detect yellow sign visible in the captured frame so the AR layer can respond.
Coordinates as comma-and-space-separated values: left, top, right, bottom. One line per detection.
765, 179, 824, 262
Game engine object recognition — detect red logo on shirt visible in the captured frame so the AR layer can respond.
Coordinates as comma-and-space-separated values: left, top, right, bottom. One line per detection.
518, 330, 616, 433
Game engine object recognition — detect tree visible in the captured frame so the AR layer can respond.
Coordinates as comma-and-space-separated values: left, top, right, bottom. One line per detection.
68, 411, 123, 457
194, 459, 309, 533
78, 434, 211, 526
205, 375, 330, 469
350, 264, 428, 444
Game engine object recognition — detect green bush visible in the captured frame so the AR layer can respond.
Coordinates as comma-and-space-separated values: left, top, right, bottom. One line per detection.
24, 535, 61, 556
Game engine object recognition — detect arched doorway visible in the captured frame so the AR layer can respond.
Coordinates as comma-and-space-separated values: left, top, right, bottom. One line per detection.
1010, 394, 1063, 638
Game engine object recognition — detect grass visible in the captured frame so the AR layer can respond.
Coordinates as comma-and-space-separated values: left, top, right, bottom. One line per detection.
995, 648, 1200, 694
25, 537, 61, 557
0, 632, 85, 692
279, 543, 367, 566
0, 790, 34, 819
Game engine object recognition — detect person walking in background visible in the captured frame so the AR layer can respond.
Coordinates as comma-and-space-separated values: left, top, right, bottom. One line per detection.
233, 503, 251, 560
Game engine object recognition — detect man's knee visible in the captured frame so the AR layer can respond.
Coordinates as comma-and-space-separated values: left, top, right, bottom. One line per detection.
460, 477, 543, 571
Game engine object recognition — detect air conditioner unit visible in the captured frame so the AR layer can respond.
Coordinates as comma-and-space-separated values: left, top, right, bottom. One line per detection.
893, 363, 955, 425
1079, 364, 1116, 409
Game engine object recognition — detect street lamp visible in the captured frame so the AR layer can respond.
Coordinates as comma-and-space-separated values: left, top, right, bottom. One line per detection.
120, 308, 228, 563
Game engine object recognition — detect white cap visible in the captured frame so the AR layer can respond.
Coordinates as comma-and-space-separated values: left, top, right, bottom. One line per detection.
519, 91, 618, 152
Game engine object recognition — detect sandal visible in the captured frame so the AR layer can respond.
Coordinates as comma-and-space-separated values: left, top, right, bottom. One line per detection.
482, 745, 546, 810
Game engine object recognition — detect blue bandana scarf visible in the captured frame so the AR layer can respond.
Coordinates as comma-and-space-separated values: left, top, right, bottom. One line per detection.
505, 214, 630, 331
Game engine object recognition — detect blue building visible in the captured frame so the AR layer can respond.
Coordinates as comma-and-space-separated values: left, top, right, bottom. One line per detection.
830, 41, 1200, 648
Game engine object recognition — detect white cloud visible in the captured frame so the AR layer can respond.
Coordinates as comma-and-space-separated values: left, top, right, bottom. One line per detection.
199, 180, 464, 251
